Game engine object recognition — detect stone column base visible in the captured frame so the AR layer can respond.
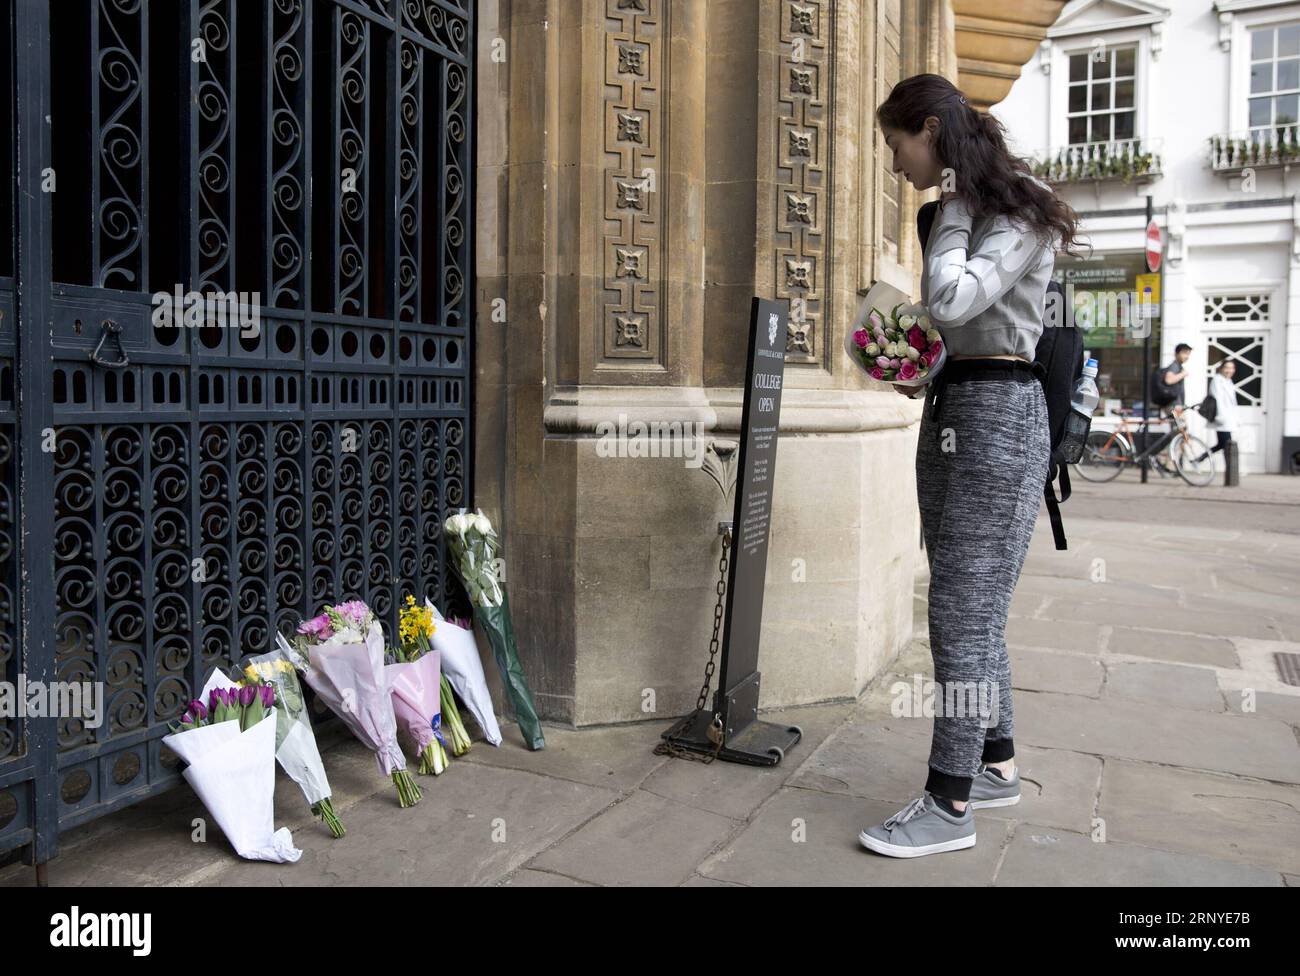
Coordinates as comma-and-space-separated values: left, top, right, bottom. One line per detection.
517, 385, 922, 726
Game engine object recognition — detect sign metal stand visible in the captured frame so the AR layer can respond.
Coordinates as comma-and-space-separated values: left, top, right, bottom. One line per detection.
659, 297, 803, 766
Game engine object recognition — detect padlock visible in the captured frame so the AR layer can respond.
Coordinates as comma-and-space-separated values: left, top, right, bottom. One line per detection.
706, 715, 724, 746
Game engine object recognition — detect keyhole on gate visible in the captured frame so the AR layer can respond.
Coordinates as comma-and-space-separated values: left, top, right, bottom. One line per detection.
74, 318, 82, 335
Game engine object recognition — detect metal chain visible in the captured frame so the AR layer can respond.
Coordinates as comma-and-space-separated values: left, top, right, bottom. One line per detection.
696, 528, 730, 712
652, 528, 730, 764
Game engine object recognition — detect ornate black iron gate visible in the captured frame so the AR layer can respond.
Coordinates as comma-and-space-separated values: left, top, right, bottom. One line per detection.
0, 0, 474, 866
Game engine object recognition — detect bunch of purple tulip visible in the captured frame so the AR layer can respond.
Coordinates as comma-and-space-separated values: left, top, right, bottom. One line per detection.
176, 683, 276, 734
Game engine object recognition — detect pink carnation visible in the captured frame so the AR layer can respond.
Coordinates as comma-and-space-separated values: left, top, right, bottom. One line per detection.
853, 329, 870, 349
297, 613, 333, 640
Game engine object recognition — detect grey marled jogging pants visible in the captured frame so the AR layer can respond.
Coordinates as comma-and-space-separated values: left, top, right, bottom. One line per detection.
915, 368, 1050, 802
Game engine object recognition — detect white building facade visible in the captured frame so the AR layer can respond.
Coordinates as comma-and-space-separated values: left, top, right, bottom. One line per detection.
996, 0, 1300, 474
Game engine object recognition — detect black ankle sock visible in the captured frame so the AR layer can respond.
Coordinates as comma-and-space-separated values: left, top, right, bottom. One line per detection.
933, 795, 965, 817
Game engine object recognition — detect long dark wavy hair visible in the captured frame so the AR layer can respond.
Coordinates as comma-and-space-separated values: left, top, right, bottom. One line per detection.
877, 73, 1086, 257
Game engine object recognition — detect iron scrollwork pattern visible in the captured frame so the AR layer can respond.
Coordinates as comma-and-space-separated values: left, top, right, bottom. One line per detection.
53, 424, 192, 751
197, 0, 234, 294
0, 7, 20, 842
336, 9, 369, 317
96, 0, 146, 290
0, 424, 17, 763
397, 37, 421, 323
8, 0, 475, 855
270, 0, 309, 308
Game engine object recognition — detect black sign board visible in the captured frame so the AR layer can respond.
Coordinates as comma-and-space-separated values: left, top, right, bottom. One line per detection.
716, 297, 789, 711
659, 297, 803, 766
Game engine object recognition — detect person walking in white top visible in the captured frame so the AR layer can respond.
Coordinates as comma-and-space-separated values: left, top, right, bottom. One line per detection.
1193, 360, 1240, 463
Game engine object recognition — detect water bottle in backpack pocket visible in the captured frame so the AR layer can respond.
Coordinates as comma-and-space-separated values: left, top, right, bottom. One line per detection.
1059, 358, 1099, 465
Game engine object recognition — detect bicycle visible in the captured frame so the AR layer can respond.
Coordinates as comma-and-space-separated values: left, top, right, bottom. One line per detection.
1073, 403, 1215, 486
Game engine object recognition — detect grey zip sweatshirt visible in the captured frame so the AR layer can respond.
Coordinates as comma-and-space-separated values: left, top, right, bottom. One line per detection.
920, 194, 1057, 361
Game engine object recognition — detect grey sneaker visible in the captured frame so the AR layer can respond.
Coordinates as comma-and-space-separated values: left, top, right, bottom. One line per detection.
968, 763, 1021, 809
858, 793, 976, 858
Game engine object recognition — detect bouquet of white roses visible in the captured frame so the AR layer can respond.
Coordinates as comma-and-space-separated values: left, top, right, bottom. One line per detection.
444, 510, 545, 750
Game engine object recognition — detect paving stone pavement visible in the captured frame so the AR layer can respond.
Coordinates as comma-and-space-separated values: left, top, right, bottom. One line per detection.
3, 476, 1297, 886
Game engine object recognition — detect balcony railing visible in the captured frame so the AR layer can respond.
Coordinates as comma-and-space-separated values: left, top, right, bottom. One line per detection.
1207, 125, 1300, 173
1031, 137, 1163, 185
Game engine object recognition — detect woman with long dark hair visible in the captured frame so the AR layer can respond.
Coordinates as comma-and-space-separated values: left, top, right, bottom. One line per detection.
1193, 359, 1240, 465
859, 74, 1084, 858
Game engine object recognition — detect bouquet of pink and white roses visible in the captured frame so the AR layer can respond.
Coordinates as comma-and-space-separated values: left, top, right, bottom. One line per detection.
850, 302, 946, 387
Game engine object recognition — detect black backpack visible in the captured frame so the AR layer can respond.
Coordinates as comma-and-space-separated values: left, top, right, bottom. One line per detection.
918, 200, 1083, 550
1032, 279, 1085, 550
1197, 387, 1218, 422
1150, 365, 1178, 407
